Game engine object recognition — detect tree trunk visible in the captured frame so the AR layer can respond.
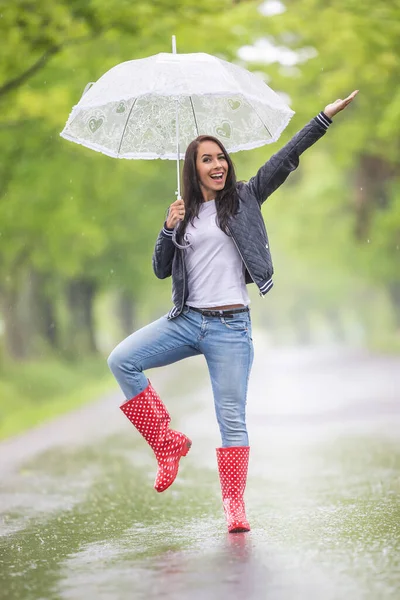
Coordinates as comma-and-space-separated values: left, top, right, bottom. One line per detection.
387, 282, 400, 330
66, 278, 98, 356
0, 286, 27, 360
354, 155, 394, 240
28, 270, 59, 350
116, 290, 135, 336
325, 307, 345, 343
290, 301, 312, 345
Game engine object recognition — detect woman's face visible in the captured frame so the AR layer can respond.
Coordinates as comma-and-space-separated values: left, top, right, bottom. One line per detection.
195, 140, 228, 200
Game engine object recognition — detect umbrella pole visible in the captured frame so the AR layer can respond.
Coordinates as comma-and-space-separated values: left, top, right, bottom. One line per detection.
172, 35, 181, 200
171, 35, 190, 250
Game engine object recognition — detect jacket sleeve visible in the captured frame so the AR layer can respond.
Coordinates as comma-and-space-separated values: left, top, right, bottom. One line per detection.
152, 223, 176, 279
245, 112, 332, 206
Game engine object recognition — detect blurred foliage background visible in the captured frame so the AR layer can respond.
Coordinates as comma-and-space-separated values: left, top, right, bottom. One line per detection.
0, 0, 399, 436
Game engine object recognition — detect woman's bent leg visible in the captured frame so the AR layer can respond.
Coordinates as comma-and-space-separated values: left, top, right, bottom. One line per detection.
107, 312, 200, 492
120, 381, 192, 492
107, 313, 200, 399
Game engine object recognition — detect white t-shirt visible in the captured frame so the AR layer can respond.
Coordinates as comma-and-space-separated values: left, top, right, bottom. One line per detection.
184, 200, 250, 308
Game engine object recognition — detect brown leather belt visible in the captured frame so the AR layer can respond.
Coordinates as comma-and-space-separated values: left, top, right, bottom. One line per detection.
187, 306, 249, 318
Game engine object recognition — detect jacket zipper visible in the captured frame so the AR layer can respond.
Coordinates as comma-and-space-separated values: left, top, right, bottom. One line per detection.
179, 248, 187, 312
226, 224, 265, 297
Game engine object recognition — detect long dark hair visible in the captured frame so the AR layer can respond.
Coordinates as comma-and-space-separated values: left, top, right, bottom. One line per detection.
177, 135, 239, 240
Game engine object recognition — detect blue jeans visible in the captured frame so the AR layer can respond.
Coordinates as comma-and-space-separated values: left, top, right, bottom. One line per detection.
107, 306, 254, 447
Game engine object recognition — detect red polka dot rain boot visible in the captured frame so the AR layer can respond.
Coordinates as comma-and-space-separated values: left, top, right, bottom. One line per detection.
216, 446, 251, 533
120, 381, 192, 492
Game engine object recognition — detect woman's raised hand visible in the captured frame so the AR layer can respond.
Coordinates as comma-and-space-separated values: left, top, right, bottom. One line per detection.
324, 90, 359, 119
166, 198, 186, 229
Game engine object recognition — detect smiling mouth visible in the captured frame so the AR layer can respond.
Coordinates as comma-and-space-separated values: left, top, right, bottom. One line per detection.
210, 173, 225, 181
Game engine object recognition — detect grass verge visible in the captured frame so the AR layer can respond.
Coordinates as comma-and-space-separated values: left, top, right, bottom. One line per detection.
0, 356, 114, 441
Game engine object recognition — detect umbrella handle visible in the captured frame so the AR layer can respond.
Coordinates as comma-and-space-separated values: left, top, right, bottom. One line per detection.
172, 220, 192, 250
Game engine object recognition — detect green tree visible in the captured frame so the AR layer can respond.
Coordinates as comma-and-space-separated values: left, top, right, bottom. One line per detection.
239, 0, 400, 328
0, 0, 264, 358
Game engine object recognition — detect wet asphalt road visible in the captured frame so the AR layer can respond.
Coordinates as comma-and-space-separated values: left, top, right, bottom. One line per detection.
0, 335, 399, 600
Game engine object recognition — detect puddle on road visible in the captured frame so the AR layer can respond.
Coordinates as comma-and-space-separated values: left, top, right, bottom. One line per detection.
1, 350, 400, 600
0, 434, 218, 600
0, 429, 399, 600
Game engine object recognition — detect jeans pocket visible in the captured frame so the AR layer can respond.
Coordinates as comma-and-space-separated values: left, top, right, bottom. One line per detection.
220, 315, 249, 331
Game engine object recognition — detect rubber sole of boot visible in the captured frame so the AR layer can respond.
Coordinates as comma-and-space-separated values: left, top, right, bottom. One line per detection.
154, 437, 192, 493
229, 524, 251, 534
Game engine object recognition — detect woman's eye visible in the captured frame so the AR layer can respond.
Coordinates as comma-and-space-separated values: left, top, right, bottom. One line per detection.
202, 156, 226, 163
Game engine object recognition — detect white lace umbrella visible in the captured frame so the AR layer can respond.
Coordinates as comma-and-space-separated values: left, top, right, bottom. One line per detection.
60, 38, 294, 197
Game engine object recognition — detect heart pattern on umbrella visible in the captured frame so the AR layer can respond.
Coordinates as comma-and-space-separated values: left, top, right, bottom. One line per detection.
216, 122, 231, 139
61, 50, 294, 160
88, 117, 104, 133
228, 99, 241, 111
116, 101, 126, 113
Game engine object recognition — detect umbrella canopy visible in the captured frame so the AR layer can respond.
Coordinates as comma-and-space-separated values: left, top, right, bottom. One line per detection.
60, 51, 294, 161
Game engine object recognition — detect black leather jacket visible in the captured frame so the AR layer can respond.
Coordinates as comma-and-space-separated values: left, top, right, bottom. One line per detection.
152, 114, 331, 318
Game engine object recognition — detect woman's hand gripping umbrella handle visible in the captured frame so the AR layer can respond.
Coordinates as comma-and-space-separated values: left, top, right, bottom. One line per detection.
166, 197, 185, 229
167, 198, 191, 249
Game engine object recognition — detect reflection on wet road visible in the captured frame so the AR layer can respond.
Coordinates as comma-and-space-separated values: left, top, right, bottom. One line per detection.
0, 340, 399, 599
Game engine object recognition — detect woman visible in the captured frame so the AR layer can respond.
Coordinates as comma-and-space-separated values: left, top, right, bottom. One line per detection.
108, 91, 358, 533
